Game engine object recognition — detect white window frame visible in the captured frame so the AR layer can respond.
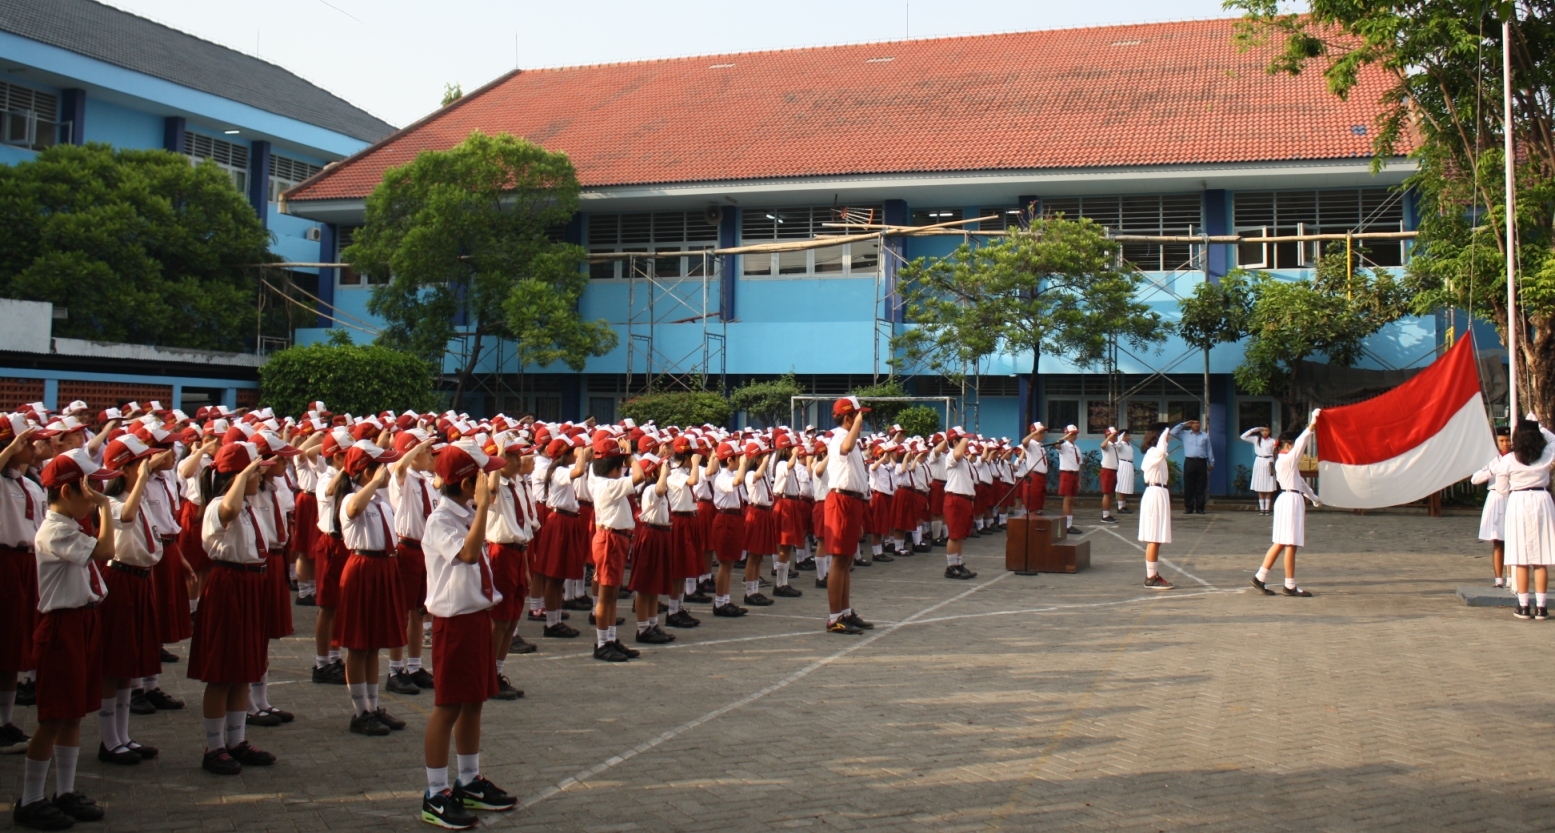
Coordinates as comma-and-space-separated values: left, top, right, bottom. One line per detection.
587, 211, 719, 280
738, 206, 882, 279
184, 131, 249, 193
269, 154, 323, 202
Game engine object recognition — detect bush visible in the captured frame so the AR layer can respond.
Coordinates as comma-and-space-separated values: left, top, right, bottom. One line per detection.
729, 372, 804, 428
619, 391, 731, 428
895, 405, 941, 438
850, 380, 909, 431
260, 337, 440, 417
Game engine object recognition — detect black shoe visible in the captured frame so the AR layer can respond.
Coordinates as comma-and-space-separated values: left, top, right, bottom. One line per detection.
262, 706, 295, 723
853, 556, 872, 567
872, 553, 894, 563
610, 640, 641, 658
1144, 575, 1175, 590
159, 647, 179, 663
956, 564, 979, 579
815, 577, 828, 589
128, 689, 155, 715
50, 793, 101, 823
526, 609, 548, 622
635, 626, 675, 644
773, 584, 802, 598
245, 709, 283, 727
453, 775, 518, 812
843, 613, 875, 630
349, 711, 391, 736
944, 565, 973, 580
12, 798, 73, 830
735, 559, 747, 570
312, 660, 347, 685
202, 747, 242, 775
1099, 516, 1118, 524
1281, 585, 1313, 597
295, 593, 316, 607
144, 687, 184, 710
226, 740, 276, 766
826, 619, 864, 635
684, 590, 713, 604
1540, 607, 1550, 621
409, 668, 435, 690
587, 614, 625, 626
543, 622, 580, 638
1065, 527, 1082, 535
795, 560, 816, 571
616, 587, 634, 600
509, 633, 537, 654
743, 593, 774, 606
0, 722, 30, 754
1516, 605, 1535, 620
657, 602, 668, 613
124, 740, 158, 759
966, 529, 981, 538
697, 579, 716, 595
1250, 577, 1276, 596
97, 742, 141, 766
386, 671, 421, 695
665, 610, 700, 628
493, 676, 523, 700
289, 578, 298, 591
562, 597, 593, 611
375, 707, 407, 730
422, 789, 478, 830
16, 679, 35, 706
1117, 507, 1133, 514
713, 603, 747, 617
593, 642, 630, 662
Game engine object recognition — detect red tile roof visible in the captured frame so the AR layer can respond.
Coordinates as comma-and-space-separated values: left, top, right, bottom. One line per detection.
288, 18, 1401, 202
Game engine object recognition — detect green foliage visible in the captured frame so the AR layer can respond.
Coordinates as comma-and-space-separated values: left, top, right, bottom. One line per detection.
441, 83, 463, 107
260, 341, 439, 418
849, 380, 911, 430
0, 142, 274, 350
347, 132, 617, 408
729, 373, 805, 428
618, 391, 731, 428
895, 405, 941, 438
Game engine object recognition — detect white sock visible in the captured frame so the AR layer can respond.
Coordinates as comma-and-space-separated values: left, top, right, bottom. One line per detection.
143, 674, 159, 690
100, 696, 122, 751
546, 610, 561, 627
637, 619, 651, 634
21, 755, 47, 805
606, 625, 617, 642
1102, 510, 1111, 518
1255, 567, 1270, 582
224, 710, 246, 749
0, 688, 13, 725
1065, 515, 1072, 528
426, 766, 450, 796
912, 529, 922, 545
1284, 577, 1298, 590
946, 552, 957, 567
349, 682, 368, 715
668, 597, 682, 614
329, 648, 341, 661
596, 628, 610, 647
1495, 577, 1505, 587
1146, 561, 1160, 578
1520, 592, 1533, 606
389, 659, 405, 674
190, 598, 199, 613
495, 659, 505, 675
250, 671, 272, 711
54, 745, 78, 795
648, 616, 658, 629
365, 682, 379, 711
684, 578, 697, 595
872, 543, 883, 556
715, 594, 730, 607
527, 596, 543, 613
998, 513, 1007, 524
316, 655, 330, 669
204, 717, 224, 751
1538, 593, 1548, 609
745, 580, 759, 597
816, 556, 830, 580
931, 520, 943, 540
456, 752, 480, 786
408, 657, 422, 673
1118, 499, 1127, 510
115, 687, 132, 747
776, 562, 790, 586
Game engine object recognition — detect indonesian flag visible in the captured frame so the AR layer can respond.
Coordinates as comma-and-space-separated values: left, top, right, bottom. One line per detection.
1316, 336, 1497, 509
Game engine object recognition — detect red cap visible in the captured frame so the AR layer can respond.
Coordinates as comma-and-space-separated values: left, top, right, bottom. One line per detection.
39, 448, 119, 488
393, 431, 427, 455
320, 428, 352, 458
435, 442, 504, 485
544, 438, 570, 458
342, 442, 402, 477
101, 436, 157, 471
212, 442, 259, 474
349, 422, 380, 441
255, 431, 299, 459
833, 396, 871, 418
671, 435, 694, 454
715, 441, 738, 461
593, 436, 627, 458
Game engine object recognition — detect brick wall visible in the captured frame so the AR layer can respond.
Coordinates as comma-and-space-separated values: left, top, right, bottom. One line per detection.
57, 381, 174, 413
236, 389, 260, 409
0, 378, 44, 409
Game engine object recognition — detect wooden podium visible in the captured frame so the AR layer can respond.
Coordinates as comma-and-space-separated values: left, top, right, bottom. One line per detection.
1005, 516, 1090, 574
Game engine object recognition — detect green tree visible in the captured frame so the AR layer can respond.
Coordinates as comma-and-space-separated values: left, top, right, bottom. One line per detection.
1228, 0, 1555, 418
346, 131, 617, 410
618, 391, 732, 428
729, 372, 805, 427
849, 379, 911, 430
895, 405, 941, 438
260, 339, 440, 417
0, 142, 274, 350
441, 83, 463, 107
893, 216, 1166, 427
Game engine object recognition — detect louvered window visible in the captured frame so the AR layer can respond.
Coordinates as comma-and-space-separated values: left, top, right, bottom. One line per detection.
586, 211, 719, 280
184, 131, 250, 193
269, 154, 323, 202
1233, 188, 1406, 268
1, 81, 63, 151
1040, 194, 1203, 271
739, 205, 883, 278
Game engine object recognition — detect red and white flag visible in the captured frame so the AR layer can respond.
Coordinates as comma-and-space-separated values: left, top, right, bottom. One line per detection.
1316, 336, 1497, 509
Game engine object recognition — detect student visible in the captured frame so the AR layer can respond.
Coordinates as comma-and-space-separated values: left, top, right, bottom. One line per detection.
740, 441, 777, 605
823, 397, 874, 635
688, 435, 717, 603
1471, 427, 1514, 589
1495, 415, 1555, 620
926, 434, 949, 544
1135, 423, 1175, 590
1098, 427, 1120, 524
1240, 426, 1279, 515
708, 442, 750, 618
1019, 423, 1049, 518
589, 435, 643, 661
629, 451, 678, 645
246, 431, 300, 728
1056, 425, 1081, 534
291, 423, 323, 606
482, 433, 534, 698
1251, 413, 1321, 598
0, 415, 41, 757
137, 425, 189, 712
865, 443, 896, 563
936, 430, 979, 580
809, 440, 832, 590
308, 428, 354, 685
386, 431, 439, 697
770, 436, 806, 598
663, 437, 705, 628
419, 441, 517, 830
531, 435, 589, 639
334, 440, 408, 736
1113, 430, 1136, 515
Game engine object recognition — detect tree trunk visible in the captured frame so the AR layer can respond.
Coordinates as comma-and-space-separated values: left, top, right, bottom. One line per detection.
1520, 313, 1555, 425
1027, 343, 1042, 430
451, 328, 486, 412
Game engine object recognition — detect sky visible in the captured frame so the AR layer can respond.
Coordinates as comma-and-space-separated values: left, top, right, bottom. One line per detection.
99, 0, 1243, 129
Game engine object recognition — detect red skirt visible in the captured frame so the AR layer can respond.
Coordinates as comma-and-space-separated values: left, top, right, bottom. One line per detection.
628, 523, 676, 595
433, 611, 496, 707
292, 492, 319, 560
930, 480, 946, 515
1025, 473, 1048, 511
1058, 471, 1080, 496
894, 490, 922, 531
743, 504, 777, 555
532, 510, 589, 580
696, 500, 716, 549
824, 492, 865, 557
178, 500, 209, 572
812, 498, 828, 547
315, 534, 348, 608
188, 565, 267, 684
398, 539, 428, 614
592, 528, 631, 587
710, 511, 745, 563
776, 498, 808, 548
995, 481, 1016, 511
262, 549, 294, 639
153, 535, 191, 643
333, 552, 407, 650
486, 542, 528, 621
100, 563, 161, 679
943, 493, 975, 540
34, 607, 101, 721
973, 483, 991, 515
0, 546, 38, 673
866, 492, 894, 535
670, 513, 705, 580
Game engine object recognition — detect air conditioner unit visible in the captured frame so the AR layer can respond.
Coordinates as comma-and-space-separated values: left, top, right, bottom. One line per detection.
304, 226, 322, 242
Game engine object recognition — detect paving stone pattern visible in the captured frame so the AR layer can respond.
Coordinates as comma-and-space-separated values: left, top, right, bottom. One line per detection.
5, 509, 1552, 832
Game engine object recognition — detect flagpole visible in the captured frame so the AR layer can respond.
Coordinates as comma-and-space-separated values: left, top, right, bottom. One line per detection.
1503, 16, 1519, 425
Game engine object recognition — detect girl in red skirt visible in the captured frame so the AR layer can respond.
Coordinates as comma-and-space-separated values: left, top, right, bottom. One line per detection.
688, 435, 716, 602
740, 441, 776, 608
97, 438, 173, 766
307, 427, 353, 684
289, 423, 323, 606
629, 452, 676, 644
177, 432, 219, 612
866, 443, 896, 562
663, 437, 704, 628
708, 442, 749, 617
142, 431, 190, 702
333, 440, 407, 737
193, 441, 277, 776
0, 415, 42, 755
532, 436, 589, 639
245, 431, 300, 728
770, 437, 806, 599
809, 440, 832, 588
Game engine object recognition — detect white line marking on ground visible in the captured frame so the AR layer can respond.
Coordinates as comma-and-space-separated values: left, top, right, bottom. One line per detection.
1097, 525, 1216, 588
533, 629, 820, 661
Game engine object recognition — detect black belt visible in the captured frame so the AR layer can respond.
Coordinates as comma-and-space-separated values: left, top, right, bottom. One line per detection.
551, 508, 578, 517
578, 501, 593, 506
352, 549, 393, 558
1283, 489, 1304, 494
833, 489, 865, 500
109, 561, 151, 578
328, 532, 343, 540
267, 547, 288, 556
213, 560, 266, 574
0, 544, 33, 554
1515, 487, 1549, 492
778, 495, 804, 500
398, 538, 423, 549
748, 504, 772, 512
607, 528, 632, 539
1146, 482, 1167, 488
717, 508, 742, 516
933, 479, 946, 483
671, 510, 698, 517
158, 535, 177, 543
644, 522, 672, 532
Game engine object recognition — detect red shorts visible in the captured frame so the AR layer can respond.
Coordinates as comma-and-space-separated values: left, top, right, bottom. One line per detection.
627, 523, 676, 596
486, 542, 529, 621
316, 534, 348, 608
100, 563, 162, 679
153, 535, 191, 643
894, 490, 922, 531
1024, 473, 1048, 511
776, 498, 808, 548
292, 492, 319, 559
177, 500, 209, 572
397, 539, 428, 614
591, 527, 631, 586
262, 549, 294, 640
824, 492, 865, 557
929, 480, 946, 516
34, 606, 101, 721
189, 564, 267, 684
696, 500, 716, 548
811, 499, 828, 548
1058, 471, 1080, 496
432, 611, 497, 707
0, 546, 38, 673
333, 552, 407, 651
743, 504, 777, 555
710, 510, 745, 563
1100, 468, 1118, 494
943, 493, 975, 541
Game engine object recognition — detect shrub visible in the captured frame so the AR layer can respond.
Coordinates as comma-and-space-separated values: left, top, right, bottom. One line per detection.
895, 405, 941, 438
729, 372, 804, 428
260, 338, 440, 417
619, 391, 731, 428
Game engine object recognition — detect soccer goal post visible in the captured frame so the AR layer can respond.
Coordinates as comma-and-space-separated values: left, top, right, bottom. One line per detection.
789, 395, 959, 434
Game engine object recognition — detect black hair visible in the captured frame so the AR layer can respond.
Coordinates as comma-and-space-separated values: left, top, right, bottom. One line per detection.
102, 476, 128, 498
1140, 421, 1170, 451
671, 450, 693, 466
1513, 420, 1547, 466
441, 478, 474, 499
200, 466, 238, 505
1277, 429, 1301, 446
46, 480, 85, 504
592, 456, 625, 478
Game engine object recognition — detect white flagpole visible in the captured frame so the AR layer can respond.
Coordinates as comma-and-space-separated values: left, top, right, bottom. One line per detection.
1504, 17, 1519, 425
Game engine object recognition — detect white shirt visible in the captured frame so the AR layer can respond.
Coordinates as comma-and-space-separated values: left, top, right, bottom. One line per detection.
36, 509, 106, 611
825, 428, 869, 494
772, 459, 797, 498
1116, 440, 1135, 464
543, 464, 581, 513
390, 469, 435, 542
944, 454, 975, 497
812, 459, 831, 500
1241, 428, 1278, 459
1489, 426, 1555, 491
1472, 453, 1512, 496
870, 462, 895, 495
1023, 440, 1049, 474
109, 495, 163, 568
180, 457, 207, 504
745, 469, 773, 506
249, 487, 291, 551
422, 497, 499, 618
639, 484, 670, 526
142, 470, 181, 538
667, 466, 697, 512
1275, 426, 1319, 501
712, 468, 743, 510
201, 499, 265, 565
529, 455, 554, 505
1100, 440, 1119, 470
592, 472, 636, 530
487, 474, 533, 545
1057, 441, 1081, 472
0, 468, 44, 549
341, 491, 396, 552
1140, 431, 1171, 487
315, 465, 342, 534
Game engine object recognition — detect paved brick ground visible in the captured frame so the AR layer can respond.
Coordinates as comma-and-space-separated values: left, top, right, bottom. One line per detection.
6, 507, 1553, 832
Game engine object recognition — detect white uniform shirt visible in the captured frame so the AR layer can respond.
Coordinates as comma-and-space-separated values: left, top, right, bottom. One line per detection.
109, 495, 163, 568
1275, 427, 1319, 500
390, 468, 435, 542
666, 466, 697, 512
639, 484, 671, 526
772, 459, 797, 498
1116, 440, 1136, 464
341, 491, 396, 552
180, 461, 206, 505
201, 499, 265, 565
944, 454, 976, 497
487, 474, 533, 545
1140, 431, 1171, 487
142, 470, 181, 539
315, 465, 342, 535
529, 455, 554, 506
1023, 440, 1049, 474
1057, 441, 1081, 472
422, 497, 499, 618
745, 468, 774, 507
870, 461, 895, 495
0, 469, 44, 549
1489, 426, 1555, 491
36, 509, 106, 611
543, 464, 581, 513
1100, 440, 1119, 470
712, 468, 743, 510
812, 460, 832, 501
825, 428, 869, 494
591, 472, 636, 530
249, 486, 291, 551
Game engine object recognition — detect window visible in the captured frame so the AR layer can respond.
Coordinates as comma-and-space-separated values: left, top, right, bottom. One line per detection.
1166, 400, 1201, 424
1126, 400, 1160, 433
184, 131, 250, 192
1047, 399, 1079, 432
269, 154, 323, 202
1234, 188, 1406, 269
740, 205, 883, 277
1041, 194, 1203, 271
1237, 400, 1278, 435
1, 81, 63, 151
587, 211, 718, 279
334, 226, 384, 287
978, 208, 1027, 231
587, 397, 617, 423
1085, 400, 1116, 435
911, 208, 964, 226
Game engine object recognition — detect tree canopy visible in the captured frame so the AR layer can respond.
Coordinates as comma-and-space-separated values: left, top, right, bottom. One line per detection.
260, 334, 440, 417
729, 373, 805, 428
0, 142, 273, 350
619, 391, 732, 428
346, 131, 617, 409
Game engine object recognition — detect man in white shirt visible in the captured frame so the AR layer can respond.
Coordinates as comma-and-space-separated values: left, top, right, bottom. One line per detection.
823, 397, 874, 636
